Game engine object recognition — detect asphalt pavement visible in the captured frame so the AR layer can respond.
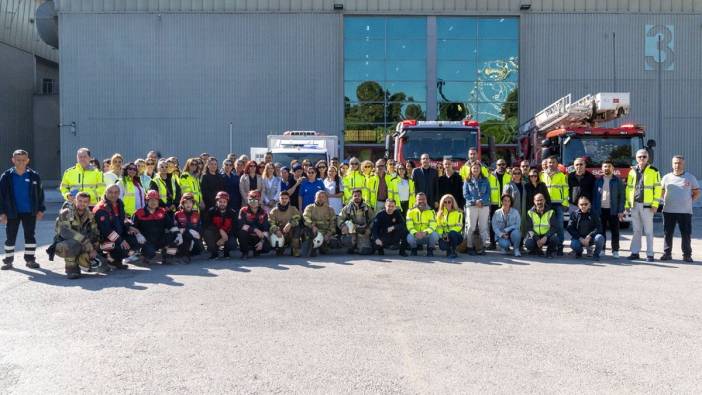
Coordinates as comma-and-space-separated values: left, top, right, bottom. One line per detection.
1, 208, 702, 393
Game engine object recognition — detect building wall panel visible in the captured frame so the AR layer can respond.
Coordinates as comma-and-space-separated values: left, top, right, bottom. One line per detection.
521, 13, 702, 176
58, 12, 343, 169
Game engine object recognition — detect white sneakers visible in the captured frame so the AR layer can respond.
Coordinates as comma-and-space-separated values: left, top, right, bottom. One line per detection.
612, 251, 620, 259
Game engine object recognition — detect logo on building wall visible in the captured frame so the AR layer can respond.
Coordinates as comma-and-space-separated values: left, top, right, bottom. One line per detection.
645, 25, 675, 71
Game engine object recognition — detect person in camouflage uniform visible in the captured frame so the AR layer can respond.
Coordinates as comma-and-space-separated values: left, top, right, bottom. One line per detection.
337, 188, 374, 255
302, 190, 338, 256
51, 192, 109, 279
268, 191, 303, 257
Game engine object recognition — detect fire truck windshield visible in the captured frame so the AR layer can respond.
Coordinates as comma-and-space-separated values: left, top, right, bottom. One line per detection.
402, 129, 478, 161
562, 136, 644, 168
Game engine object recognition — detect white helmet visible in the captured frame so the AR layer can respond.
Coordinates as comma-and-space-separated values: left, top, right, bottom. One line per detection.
344, 220, 356, 234
312, 232, 324, 248
270, 233, 285, 248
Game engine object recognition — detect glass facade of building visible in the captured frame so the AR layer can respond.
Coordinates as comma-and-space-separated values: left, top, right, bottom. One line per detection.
344, 16, 518, 145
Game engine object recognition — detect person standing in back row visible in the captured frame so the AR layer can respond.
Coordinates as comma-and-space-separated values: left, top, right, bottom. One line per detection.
412, 154, 438, 208
593, 160, 625, 258
0, 150, 45, 270
660, 155, 700, 262
625, 149, 662, 262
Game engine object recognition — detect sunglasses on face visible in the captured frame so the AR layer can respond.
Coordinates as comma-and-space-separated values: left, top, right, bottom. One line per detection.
127, 167, 137, 171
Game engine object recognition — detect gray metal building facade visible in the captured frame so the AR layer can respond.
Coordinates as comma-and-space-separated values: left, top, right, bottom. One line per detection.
0, 0, 59, 179
54, 0, 702, 177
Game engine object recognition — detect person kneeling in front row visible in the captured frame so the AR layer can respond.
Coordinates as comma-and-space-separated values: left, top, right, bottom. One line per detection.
436, 194, 463, 259
567, 196, 605, 261
524, 193, 559, 258
491, 193, 522, 257
406, 193, 439, 257
371, 199, 408, 256
204, 191, 238, 259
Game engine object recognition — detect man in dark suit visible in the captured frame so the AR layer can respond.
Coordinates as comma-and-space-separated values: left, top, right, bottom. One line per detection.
411, 153, 438, 208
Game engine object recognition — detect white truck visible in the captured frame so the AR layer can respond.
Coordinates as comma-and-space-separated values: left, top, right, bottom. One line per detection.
250, 131, 339, 165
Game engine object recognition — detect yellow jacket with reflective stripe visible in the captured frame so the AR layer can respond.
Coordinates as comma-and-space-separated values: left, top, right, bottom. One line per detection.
151, 174, 179, 205
527, 208, 555, 236
60, 164, 105, 205
364, 174, 379, 207
459, 162, 489, 181
540, 171, 569, 207
625, 165, 662, 209
436, 209, 463, 235
342, 170, 366, 204
406, 207, 437, 235
178, 172, 202, 205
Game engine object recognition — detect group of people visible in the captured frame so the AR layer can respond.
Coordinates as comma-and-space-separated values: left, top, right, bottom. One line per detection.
0, 146, 698, 280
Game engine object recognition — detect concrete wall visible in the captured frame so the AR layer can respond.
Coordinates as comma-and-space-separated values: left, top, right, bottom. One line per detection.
58, 12, 343, 168
520, 13, 702, 177
0, 42, 34, 166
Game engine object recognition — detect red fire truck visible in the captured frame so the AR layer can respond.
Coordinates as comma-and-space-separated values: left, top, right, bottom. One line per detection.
385, 119, 486, 169
518, 92, 656, 178
519, 92, 656, 225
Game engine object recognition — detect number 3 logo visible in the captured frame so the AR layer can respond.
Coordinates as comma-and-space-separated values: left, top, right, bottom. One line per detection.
645, 25, 675, 71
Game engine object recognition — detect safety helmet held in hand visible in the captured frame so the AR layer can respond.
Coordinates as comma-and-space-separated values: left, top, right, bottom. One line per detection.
343, 220, 356, 234
312, 232, 324, 248
270, 233, 285, 248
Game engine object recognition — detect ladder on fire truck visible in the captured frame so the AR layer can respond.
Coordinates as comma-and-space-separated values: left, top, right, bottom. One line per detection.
518, 92, 631, 136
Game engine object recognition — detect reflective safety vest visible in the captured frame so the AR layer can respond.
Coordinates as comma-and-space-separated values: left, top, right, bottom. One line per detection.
60, 164, 105, 205
527, 208, 554, 236
406, 207, 437, 235
625, 165, 662, 209
342, 170, 366, 204
540, 171, 569, 207
436, 209, 463, 235
151, 174, 179, 206
179, 172, 202, 206
388, 177, 416, 210
119, 179, 145, 217
490, 172, 511, 205
459, 162, 489, 181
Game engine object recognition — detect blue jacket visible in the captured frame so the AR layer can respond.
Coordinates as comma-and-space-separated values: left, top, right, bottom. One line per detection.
593, 175, 625, 214
0, 167, 45, 219
463, 177, 490, 207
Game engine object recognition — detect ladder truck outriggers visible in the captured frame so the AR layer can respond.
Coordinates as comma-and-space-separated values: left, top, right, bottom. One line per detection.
518, 92, 656, 224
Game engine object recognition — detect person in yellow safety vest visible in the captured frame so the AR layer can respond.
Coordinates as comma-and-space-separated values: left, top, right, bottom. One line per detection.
459, 147, 490, 180
366, 159, 394, 213
436, 194, 464, 259
342, 157, 366, 204
359, 160, 376, 205
117, 163, 146, 217
149, 160, 182, 212
540, 155, 568, 255
179, 158, 204, 210
624, 148, 662, 261
405, 192, 439, 257
388, 163, 416, 213
60, 147, 106, 206
524, 193, 559, 258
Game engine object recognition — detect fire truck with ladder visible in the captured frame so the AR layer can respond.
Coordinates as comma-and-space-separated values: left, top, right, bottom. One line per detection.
518, 92, 656, 224
385, 119, 494, 169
